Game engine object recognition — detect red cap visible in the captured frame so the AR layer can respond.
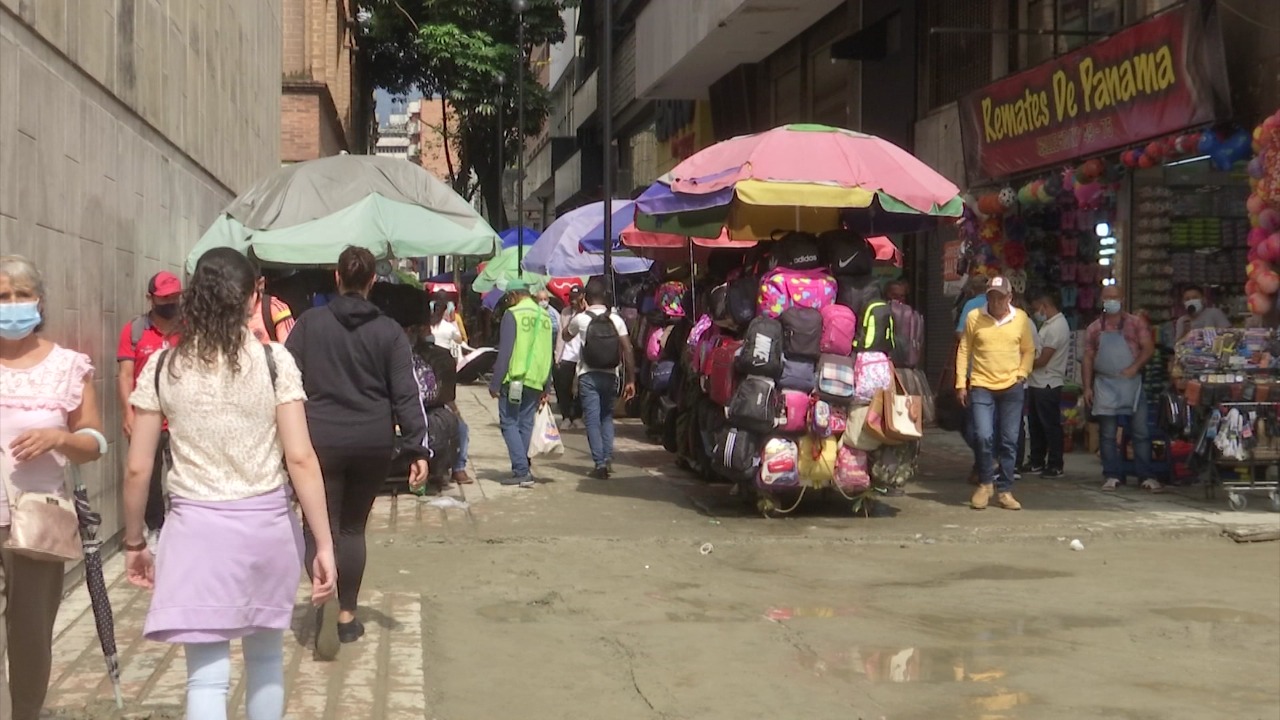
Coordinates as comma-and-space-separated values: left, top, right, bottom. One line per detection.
148, 271, 182, 298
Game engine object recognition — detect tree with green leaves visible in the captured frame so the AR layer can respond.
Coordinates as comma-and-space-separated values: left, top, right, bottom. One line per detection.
358, 0, 572, 230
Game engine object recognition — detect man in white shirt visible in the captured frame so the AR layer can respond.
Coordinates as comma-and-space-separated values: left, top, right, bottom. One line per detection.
563, 278, 637, 479
1026, 290, 1071, 478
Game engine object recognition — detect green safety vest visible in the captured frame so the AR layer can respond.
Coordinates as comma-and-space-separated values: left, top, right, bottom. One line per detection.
503, 298, 554, 391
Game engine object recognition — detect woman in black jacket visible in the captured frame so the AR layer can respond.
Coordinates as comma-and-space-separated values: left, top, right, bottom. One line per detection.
285, 246, 428, 658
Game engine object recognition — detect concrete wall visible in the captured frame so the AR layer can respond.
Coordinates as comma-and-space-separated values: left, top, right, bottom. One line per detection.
0, 0, 282, 540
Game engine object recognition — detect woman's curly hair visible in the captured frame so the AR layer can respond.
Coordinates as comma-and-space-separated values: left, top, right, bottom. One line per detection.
173, 248, 257, 375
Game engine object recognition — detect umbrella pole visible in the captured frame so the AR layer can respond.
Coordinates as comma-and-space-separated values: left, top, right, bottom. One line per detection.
687, 235, 696, 313
601, 0, 615, 302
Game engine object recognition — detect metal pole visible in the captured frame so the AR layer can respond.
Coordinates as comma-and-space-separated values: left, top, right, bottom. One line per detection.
497, 75, 505, 231
601, 0, 614, 301
516, 10, 526, 277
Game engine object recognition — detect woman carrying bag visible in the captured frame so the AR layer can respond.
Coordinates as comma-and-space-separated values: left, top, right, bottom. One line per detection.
0, 255, 106, 720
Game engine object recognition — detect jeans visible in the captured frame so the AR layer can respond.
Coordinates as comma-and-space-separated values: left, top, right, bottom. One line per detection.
185, 630, 284, 720
453, 418, 470, 473
970, 383, 1026, 493
963, 403, 981, 472
1027, 385, 1064, 471
1097, 390, 1153, 481
498, 386, 541, 477
578, 371, 619, 468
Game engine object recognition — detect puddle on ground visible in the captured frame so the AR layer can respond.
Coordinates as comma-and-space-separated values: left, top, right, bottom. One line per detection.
1152, 606, 1279, 626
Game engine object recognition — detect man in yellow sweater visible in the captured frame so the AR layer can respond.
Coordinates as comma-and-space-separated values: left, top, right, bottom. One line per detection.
956, 276, 1036, 510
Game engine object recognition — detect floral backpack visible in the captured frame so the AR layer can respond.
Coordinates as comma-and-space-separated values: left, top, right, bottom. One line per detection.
757, 267, 837, 318
654, 281, 687, 319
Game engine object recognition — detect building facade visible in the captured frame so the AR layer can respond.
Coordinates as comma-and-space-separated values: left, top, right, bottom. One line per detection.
281, 0, 373, 161
0, 0, 284, 539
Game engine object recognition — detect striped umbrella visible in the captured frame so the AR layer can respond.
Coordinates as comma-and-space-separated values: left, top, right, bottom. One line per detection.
71, 465, 124, 709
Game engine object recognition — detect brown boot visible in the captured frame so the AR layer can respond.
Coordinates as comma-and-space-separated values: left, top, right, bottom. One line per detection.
970, 483, 993, 510
452, 470, 474, 485
996, 492, 1022, 510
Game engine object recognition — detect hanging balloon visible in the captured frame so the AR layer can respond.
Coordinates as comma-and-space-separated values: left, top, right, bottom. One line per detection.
1257, 269, 1280, 295
1259, 208, 1280, 232
1163, 135, 1180, 156
1175, 133, 1200, 155
1261, 233, 1280, 263
1062, 168, 1076, 193
1074, 182, 1104, 208
1211, 146, 1236, 171
1044, 173, 1063, 196
1121, 150, 1142, 168
1138, 153, 1156, 169
999, 187, 1017, 208
1198, 130, 1221, 154
1082, 158, 1105, 179
1249, 157, 1266, 179
1144, 142, 1165, 162
1249, 292, 1274, 316
978, 193, 1004, 216
1248, 226, 1268, 248
1017, 183, 1035, 206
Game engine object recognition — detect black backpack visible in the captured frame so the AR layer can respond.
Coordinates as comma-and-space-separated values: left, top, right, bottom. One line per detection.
836, 274, 882, 317
727, 376, 780, 434
726, 277, 758, 329
423, 406, 460, 481
779, 307, 823, 359
773, 231, 823, 270
735, 316, 784, 378
709, 284, 732, 327
581, 310, 622, 370
821, 229, 873, 276
858, 300, 896, 354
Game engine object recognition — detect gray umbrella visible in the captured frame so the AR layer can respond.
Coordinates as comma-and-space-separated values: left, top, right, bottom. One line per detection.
71, 466, 124, 709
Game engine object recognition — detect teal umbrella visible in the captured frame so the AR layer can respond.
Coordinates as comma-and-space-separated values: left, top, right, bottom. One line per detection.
187, 156, 499, 272
473, 246, 553, 293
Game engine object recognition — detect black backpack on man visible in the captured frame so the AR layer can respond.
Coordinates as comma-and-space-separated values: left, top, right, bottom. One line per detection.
581, 310, 622, 370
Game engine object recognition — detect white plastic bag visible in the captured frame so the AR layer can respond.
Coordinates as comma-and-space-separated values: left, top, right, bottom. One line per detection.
530, 403, 564, 456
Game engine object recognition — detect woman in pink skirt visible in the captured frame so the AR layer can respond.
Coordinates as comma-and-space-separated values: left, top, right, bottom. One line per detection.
123, 248, 337, 720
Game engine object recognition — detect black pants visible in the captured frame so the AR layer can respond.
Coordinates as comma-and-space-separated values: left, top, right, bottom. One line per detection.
553, 360, 580, 422
145, 431, 170, 532
1027, 385, 1064, 471
303, 447, 393, 613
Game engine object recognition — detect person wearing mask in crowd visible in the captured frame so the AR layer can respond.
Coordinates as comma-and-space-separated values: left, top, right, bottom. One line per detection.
885, 280, 909, 305
489, 278, 553, 487
429, 290, 471, 362
117, 271, 182, 544
247, 276, 296, 344
122, 248, 336, 720
1174, 285, 1231, 342
956, 276, 1035, 511
285, 246, 428, 658
955, 274, 988, 485
1083, 284, 1162, 493
1026, 291, 1070, 479
563, 278, 637, 479
536, 289, 561, 339
0, 255, 105, 720
553, 286, 585, 428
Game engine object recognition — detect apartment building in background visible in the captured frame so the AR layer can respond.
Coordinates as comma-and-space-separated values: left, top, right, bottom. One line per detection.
281, 0, 374, 161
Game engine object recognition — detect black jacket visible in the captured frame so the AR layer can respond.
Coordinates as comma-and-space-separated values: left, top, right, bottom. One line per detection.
285, 293, 427, 454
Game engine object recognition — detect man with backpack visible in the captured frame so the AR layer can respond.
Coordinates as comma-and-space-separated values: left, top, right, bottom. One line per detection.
488, 278, 554, 487
563, 278, 637, 479
116, 271, 183, 542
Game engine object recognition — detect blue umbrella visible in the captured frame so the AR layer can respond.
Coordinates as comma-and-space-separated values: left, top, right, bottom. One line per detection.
500, 226, 542, 250
522, 200, 652, 277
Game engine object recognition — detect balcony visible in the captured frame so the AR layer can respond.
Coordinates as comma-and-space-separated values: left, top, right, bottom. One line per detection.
635, 0, 846, 99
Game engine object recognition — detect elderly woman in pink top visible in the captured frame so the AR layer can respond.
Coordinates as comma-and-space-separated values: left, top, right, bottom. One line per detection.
0, 255, 105, 720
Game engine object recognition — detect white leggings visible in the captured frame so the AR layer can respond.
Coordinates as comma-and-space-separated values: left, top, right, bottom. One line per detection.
184, 630, 285, 720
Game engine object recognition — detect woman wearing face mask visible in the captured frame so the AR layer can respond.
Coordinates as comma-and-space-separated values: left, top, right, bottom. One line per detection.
0, 255, 105, 720
1174, 285, 1231, 342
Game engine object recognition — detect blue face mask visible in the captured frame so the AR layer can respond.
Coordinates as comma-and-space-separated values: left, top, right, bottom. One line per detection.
1033, 311, 1046, 324
0, 301, 41, 340
1103, 299, 1122, 315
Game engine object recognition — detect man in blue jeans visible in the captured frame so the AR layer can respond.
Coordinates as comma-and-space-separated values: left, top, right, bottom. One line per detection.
564, 278, 636, 479
489, 279, 554, 487
956, 276, 1036, 510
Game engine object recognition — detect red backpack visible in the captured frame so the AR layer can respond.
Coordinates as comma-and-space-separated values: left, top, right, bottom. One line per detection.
706, 339, 743, 406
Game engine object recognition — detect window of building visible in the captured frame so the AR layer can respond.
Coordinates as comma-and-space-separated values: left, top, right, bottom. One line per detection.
1018, 0, 1161, 69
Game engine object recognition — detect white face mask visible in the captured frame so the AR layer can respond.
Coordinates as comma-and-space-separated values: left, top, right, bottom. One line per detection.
1185, 298, 1204, 314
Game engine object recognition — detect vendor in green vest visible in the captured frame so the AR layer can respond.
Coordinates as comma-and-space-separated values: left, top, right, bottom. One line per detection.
488, 277, 554, 487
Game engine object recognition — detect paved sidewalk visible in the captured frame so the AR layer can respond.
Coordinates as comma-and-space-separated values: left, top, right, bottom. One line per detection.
38, 386, 1280, 718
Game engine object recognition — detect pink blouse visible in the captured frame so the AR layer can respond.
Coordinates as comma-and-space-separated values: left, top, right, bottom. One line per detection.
0, 345, 94, 526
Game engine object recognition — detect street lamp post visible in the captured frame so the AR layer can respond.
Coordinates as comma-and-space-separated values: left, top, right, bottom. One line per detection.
601, 0, 614, 300
512, 0, 528, 277
496, 72, 506, 233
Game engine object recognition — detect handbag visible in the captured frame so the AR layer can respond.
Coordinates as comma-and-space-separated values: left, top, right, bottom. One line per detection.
1, 452, 82, 563
862, 391, 896, 446
843, 405, 883, 451
882, 370, 924, 443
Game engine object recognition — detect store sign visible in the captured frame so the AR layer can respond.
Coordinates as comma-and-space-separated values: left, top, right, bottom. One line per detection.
958, 0, 1229, 183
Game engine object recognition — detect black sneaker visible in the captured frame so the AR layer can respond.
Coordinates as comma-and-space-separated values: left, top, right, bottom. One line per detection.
1024, 464, 1046, 474
589, 466, 610, 480
1040, 468, 1064, 479
338, 618, 366, 644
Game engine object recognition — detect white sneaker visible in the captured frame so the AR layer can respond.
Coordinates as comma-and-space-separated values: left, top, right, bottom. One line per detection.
1101, 478, 1120, 492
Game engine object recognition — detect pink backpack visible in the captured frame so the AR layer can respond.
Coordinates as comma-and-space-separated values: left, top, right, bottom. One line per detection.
779, 390, 810, 433
834, 446, 871, 494
758, 267, 837, 318
852, 352, 893, 405
645, 327, 667, 362
820, 305, 857, 355
688, 314, 713, 347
